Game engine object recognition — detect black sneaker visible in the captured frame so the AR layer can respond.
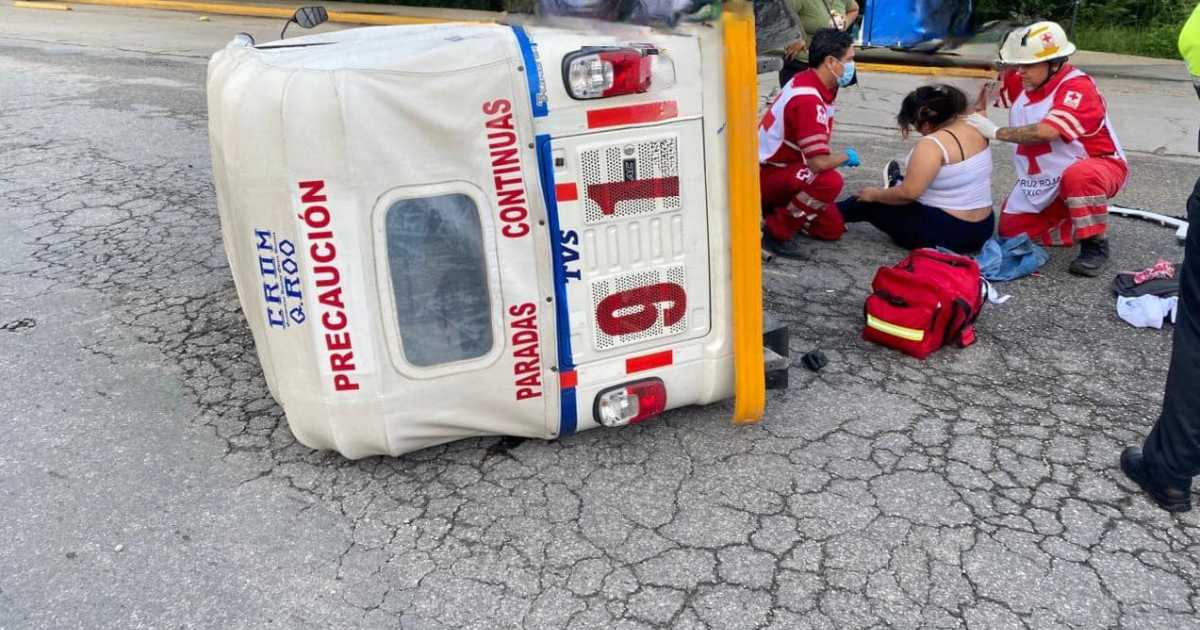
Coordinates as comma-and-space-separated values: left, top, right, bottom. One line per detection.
882, 160, 904, 188
1120, 447, 1193, 513
762, 233, 808, 259
1069, 237, 1110, 277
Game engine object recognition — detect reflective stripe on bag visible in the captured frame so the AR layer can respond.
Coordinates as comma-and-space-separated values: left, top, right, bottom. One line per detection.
866, 314, 926, 342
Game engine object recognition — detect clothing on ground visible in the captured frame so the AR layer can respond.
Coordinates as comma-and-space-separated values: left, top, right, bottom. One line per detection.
1113, 259, 1181, 298
1142, 176, 1200, 481
984, 282, 1012, 304
975, 234, 1049, 282
1117, 295, 1178, 329
800, 350, 829, 372
999, 156, 1128, 246
837, 197, 993, 253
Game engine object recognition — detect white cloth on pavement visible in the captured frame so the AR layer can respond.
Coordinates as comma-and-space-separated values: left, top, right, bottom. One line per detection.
984, 281, 1011, 304
1117, 294, 1179, 329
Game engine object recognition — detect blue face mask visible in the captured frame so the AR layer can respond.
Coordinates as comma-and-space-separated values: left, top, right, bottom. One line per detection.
837, 60, 856, 87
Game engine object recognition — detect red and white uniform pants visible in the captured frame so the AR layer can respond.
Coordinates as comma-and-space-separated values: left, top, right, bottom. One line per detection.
999, 156, 1129, 246
761, 163, 846, 242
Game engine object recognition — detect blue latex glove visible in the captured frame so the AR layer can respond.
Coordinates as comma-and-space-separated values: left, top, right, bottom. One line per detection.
844, 147, 861, 168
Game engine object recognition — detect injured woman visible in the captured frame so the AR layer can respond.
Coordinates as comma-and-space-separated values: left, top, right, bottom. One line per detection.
838, 84, 995, 253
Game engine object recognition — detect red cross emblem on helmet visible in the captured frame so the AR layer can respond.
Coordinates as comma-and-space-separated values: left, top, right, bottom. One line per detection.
1041, 32, 1055, 46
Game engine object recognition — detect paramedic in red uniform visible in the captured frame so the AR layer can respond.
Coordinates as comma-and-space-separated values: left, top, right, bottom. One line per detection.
967, 21, 1128, 277
760, 28, 861, 258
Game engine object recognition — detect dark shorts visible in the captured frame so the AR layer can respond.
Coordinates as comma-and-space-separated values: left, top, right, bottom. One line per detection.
837, 197, 994, 254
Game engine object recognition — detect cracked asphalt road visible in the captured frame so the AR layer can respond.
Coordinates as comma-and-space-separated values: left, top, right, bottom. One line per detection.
2, 6, 1200, 629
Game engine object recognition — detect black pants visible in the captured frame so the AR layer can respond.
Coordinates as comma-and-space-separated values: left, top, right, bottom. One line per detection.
1142, 176, 1200, 481
779, 57, 806, 87
837, 196, 995, 254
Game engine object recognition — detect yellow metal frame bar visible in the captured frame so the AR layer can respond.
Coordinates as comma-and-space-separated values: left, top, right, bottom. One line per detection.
13, 0, 73, 9
857, 62, 997, 79
722, 1, 765, 425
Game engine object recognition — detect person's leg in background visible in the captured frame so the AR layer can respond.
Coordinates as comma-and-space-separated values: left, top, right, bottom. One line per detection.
1122, 176, 1200, 512
779, 56, 806, 87
1059, 156, 1129, 276
762, 164, 845, 256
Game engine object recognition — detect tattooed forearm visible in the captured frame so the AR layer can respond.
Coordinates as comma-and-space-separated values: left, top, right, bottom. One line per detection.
997, 123, 1058, 145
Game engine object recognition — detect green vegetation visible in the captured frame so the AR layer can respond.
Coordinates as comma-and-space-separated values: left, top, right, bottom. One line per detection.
974, 0, 1192, 59
1073, 23, 1184, 59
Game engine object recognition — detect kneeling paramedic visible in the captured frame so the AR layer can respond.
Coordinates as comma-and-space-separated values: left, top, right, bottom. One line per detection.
968, 21, 1127, 277
760, 28, 861, 258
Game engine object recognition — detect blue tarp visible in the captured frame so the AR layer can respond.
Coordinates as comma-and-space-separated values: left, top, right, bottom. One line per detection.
861, 0, 972, 48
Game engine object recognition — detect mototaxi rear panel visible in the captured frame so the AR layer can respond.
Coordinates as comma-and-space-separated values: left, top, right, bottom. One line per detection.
208, 19, 739, 458
208, 24, 558, 458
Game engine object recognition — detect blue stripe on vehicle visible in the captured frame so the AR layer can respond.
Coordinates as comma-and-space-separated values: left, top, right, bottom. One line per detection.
535, 133, 577, 437
511, 25, 548, 118
559, 384, 578, 438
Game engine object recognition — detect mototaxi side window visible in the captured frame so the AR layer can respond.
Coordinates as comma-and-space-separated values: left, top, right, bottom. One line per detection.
382, 192, 494, 369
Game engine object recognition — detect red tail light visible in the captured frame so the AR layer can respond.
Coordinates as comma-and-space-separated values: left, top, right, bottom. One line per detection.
564, 46, 655, 100
593, 378, 667, 427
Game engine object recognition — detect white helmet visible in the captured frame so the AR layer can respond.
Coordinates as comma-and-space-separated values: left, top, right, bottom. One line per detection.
998, 21, 1077, 66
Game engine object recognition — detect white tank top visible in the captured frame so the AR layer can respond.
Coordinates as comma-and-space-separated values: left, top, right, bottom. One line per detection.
908, 134, 994, 210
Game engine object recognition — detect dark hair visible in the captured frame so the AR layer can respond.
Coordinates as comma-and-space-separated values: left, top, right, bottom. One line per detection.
808, 28, 854, 69
896, 84, 968, 137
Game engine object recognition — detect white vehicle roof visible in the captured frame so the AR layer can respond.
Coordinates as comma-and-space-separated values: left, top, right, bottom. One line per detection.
246, 23, 515, 72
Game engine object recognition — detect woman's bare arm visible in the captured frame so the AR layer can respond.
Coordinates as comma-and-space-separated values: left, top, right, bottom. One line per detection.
861, 140, 942, 205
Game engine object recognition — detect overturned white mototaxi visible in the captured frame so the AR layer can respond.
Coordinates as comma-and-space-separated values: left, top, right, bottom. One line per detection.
208, 11, 780, 458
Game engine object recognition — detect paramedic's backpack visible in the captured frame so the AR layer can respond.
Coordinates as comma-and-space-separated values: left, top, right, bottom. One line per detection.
863, 249, 985, 359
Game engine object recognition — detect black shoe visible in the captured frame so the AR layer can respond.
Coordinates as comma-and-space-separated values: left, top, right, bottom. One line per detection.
1069, 237, 1110, 277
1120, 447, 1193, 513
882, 160, 904, 188
762, 234, 808, 259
